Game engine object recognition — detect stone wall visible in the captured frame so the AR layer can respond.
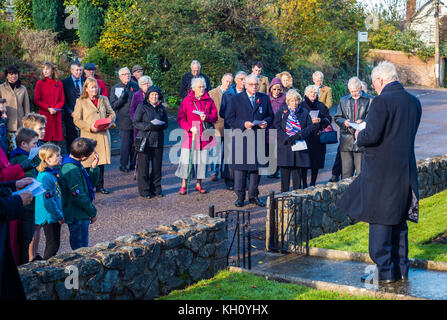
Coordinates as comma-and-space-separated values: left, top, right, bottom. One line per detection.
266, 154, 447, 251
18, 214, 227, 300
367, 49, 444, 87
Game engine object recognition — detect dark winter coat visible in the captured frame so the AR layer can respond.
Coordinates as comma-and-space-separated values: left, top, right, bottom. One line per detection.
274, 105, 317, 168
334, 92, 373, 152
336, 81, 422, 225
110, 80, 140, 131
133, 99, 168, 148
225, 91, 274, 171
299, 97, 332, 169
179, 72, 212, 99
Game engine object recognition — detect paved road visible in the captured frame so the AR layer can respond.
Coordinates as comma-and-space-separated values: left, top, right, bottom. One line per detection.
39, 87, 447, 257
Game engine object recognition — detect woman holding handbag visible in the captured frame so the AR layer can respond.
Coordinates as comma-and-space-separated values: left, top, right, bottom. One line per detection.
176, 77, 217, 194
300, 85, 332, 186
133, 86, 168, 199
73, 77, 116, 195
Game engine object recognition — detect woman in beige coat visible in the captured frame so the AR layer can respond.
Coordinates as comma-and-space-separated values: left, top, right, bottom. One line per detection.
73, 77, 116, 194
0, 65, 31, 151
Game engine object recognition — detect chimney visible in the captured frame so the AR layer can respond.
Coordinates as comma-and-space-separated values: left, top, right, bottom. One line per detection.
406, 0, 417, 23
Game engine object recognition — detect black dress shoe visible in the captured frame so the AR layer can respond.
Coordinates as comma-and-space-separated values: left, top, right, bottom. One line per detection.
119, 166, 130, 173
249, 197, 265, 207
328, 175, 340, 182
361, 274, 395, 284
140, 195, 153, 199
154, 193, 164, 198
129, 165, 136, 171
235, 199, 245, 207
226, 186, 234, 191
96, 187, 110, 194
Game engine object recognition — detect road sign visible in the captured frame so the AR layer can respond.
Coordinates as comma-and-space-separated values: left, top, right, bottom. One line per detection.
358, 32, 368, 42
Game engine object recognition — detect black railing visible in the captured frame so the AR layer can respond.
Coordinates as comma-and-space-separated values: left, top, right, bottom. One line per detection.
267, 191, 309, 255
209, 205, 251, 270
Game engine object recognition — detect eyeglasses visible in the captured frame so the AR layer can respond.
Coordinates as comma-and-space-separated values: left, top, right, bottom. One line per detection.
120, 73, 131, 76
246, 83, 259, 87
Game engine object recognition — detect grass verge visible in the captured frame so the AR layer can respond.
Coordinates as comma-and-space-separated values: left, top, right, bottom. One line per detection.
158, 269, 379, 300
309, 190, 447, 262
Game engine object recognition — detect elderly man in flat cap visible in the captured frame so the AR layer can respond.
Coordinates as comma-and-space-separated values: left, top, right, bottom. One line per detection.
84, 62, 108, 97
131, 65, 144, 84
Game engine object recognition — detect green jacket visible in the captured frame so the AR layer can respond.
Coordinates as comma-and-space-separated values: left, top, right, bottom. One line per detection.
60, 163, 99, 224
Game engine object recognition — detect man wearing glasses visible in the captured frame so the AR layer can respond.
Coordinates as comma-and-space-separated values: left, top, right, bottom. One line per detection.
226, 74, 274, 207
110, 67, 140, 173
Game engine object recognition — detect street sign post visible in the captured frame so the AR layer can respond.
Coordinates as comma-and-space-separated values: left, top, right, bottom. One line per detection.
357, 31, 368, 77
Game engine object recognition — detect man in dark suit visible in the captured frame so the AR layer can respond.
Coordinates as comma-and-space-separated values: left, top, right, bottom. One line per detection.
62, 62, 84, 150
220, 71, 247, 190
179, 60, 211, 99
226, 74, 274, 207
110, 67, 140, 172
337, 61, 422, 284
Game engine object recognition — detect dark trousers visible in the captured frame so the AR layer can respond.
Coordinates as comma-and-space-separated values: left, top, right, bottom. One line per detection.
120, 129, 135, 169
331, 145, 342, 177
42, 222, 61, 260
234, 170, 259, 201
137, 147, 163, 196
17, 210, 34, 265
340, 151, 362, 179
64, 115, 79, 152
88, 165, 105, 189
369, 221, 409, 281
223, 164, 234, 188
280, 167, 304, 192
302, 168, 319, 187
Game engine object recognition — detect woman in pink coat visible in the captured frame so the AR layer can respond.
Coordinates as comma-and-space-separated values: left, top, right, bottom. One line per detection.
176, 77, 217, 194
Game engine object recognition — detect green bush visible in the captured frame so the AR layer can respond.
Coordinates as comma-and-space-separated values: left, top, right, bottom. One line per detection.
84, 46, 115, 76
79, 0, 105, 48
14, 0, 35, 29
32, 0, 64, 32
0, 20, 25, 65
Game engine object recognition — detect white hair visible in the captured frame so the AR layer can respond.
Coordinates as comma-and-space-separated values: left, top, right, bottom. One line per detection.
221, 73, 233, 82
304, 84, 319, 97
244, 73, 259, 85
371, 61, 398, 82
119, 67, 130, 76
234, 71, 247, 79
312, 71, 324, 80
191, 76, 206, 89
138, 75, 153, 87
286, 89, 302, 105
190, 60, 201, 70
348, 76, 362, 90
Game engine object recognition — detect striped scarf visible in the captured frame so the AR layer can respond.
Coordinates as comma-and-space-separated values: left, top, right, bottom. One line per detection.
285, 107, 301, 136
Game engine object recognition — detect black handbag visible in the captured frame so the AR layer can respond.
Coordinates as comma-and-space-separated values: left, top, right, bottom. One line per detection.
319, 124, 338, 144
134, 136, 147, 153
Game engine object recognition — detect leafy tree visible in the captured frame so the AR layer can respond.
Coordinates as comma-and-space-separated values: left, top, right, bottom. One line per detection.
14, 0, 35, 29
32, 0, 64, 32
78, 0, 104, 48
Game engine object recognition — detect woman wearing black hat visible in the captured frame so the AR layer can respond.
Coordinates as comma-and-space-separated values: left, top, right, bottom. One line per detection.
132, 86, 168, 199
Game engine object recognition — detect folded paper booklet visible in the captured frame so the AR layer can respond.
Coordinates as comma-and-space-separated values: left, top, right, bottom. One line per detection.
291, 140, 308, 151
151, 119, 165, 125
94, 118, 111, 131
192, 110, 205, 116
253, 120, 266, 126
28, 146, 41, 160
349, 121, 366, 131
11, 179, 45, 198
309, 111, 319, 119
115, 87, 124, 98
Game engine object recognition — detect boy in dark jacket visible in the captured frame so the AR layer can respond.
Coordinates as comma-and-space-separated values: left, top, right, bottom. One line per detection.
9, 128, 40, 264
60, 137, 99, 250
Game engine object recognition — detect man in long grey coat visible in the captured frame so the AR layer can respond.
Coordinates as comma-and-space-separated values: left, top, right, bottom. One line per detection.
336, 61, 422, 283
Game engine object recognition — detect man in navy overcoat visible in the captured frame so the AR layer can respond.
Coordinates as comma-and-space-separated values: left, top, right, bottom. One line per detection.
337, 61, 422, 283
225, 74, 274, 207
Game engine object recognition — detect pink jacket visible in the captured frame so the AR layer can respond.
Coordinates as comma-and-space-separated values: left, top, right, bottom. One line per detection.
177, 90, 217, 150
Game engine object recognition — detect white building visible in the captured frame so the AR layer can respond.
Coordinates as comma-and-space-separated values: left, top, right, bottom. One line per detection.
407, 0, 447, 45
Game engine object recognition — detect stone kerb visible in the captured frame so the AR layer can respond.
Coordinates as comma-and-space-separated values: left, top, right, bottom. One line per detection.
266, 154, 447, 251
18, 214, 227, 300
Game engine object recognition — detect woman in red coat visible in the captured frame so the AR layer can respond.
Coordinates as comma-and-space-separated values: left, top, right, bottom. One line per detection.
33, 62, 65, 144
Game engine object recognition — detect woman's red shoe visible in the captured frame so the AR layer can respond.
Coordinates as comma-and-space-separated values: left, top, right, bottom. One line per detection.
195, 185, 207, 194
179, 186, 187, 195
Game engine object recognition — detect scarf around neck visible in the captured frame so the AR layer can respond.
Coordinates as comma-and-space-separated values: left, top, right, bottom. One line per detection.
285, 107, 301, 137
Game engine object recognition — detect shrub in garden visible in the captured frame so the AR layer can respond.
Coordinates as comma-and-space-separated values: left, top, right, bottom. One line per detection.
84, 46, 115, 76
32, 0, 64, 32
78, 0, 105, 48
14, 0, 35, 29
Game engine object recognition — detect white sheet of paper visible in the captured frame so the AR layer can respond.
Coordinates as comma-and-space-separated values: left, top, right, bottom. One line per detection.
115, 87, 124, 98
11, 179, 45, 197
151, 119, 165, 125
291, 140, 308, 151
309, 111, 319, 119
28, 146, 41, 160
192, 110, 204, 116
349, 121, 366, 131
